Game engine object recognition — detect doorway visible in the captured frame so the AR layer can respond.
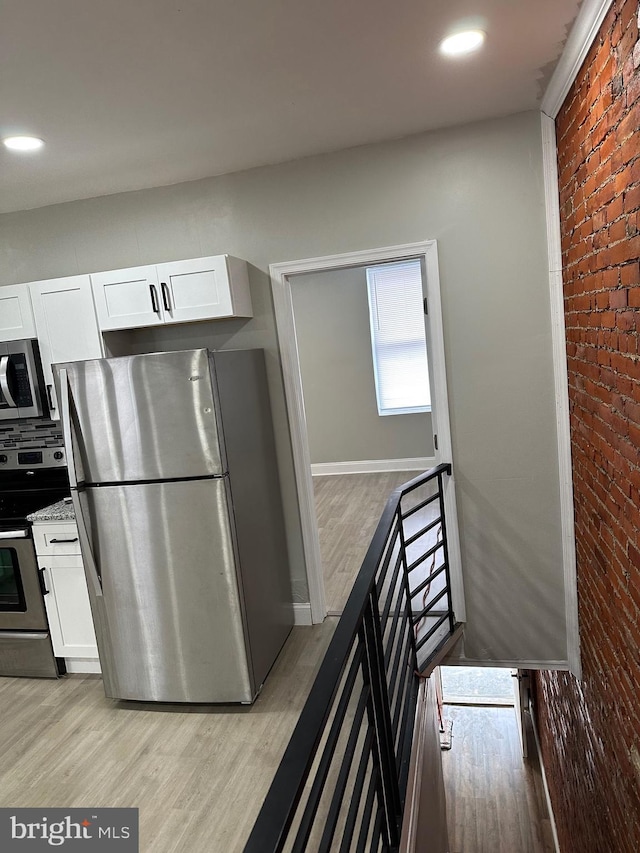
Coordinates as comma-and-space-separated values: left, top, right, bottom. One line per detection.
289, 260, 433, 613
440, 665, 515, 706
269, 241, 464, 624
439, 665, 527, 755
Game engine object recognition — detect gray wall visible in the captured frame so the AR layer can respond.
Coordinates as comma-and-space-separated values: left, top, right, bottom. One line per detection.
0, 109, 567, 664
290, 266, 433, 465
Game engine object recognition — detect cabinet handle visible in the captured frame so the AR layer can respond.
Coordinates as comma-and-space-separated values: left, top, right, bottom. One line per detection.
38, 567, 49, 596
50, 538, 79, 544
46, 385, 56, 411
161, 282, 172, 313
149, 284, 160, 315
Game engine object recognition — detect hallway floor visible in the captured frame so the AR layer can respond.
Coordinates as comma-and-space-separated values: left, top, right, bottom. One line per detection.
0, 618, 337, 852
313, 470, 421, 613
442, 704, 555, 853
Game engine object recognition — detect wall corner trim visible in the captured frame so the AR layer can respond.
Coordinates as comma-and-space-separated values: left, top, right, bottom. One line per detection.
541, 0, 614, 119
540, 112, 582, 679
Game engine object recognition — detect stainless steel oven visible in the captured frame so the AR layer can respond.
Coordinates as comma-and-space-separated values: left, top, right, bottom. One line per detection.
0, 339, 48, 420
0, 449, 69, 678
0, 528, 61, 676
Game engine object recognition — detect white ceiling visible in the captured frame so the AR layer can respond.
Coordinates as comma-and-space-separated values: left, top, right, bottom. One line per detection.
0, 0, 581, 215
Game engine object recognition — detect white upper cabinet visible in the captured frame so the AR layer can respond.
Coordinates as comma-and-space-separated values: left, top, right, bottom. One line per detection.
91, 265, 164, 331
0, 284, 37, 341
28, 275, 105, 414
91, 255, 253, 332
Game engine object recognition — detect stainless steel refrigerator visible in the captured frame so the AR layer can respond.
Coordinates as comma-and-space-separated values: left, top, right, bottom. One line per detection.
56, 348, 293, 703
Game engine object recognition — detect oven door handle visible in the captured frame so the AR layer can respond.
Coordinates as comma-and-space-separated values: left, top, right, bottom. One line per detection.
0, 356, 17, 408
0, 529, 28, 539
38, 567, 49, 596
59, 368, 103, 599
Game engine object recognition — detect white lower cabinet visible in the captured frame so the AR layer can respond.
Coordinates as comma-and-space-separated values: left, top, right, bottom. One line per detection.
32, 520, 101, 674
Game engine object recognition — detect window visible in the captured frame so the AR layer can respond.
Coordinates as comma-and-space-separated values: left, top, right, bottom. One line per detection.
366, 259, 431, 416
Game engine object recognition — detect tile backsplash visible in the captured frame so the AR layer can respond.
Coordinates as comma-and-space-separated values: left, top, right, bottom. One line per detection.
0, 418, 63, 449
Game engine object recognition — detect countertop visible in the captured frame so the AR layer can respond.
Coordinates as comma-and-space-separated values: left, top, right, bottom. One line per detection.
27, 499, 76, 523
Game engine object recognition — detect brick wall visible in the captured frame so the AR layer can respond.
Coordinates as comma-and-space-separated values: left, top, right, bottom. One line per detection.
533, 1, 640, 851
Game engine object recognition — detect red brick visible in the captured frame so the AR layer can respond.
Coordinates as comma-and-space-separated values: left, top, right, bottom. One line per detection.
609, 288, 629, 307
624, 184, 640, 213
540, 4, 640, 852
616, 310, 636, 331
609, 218, 628, 241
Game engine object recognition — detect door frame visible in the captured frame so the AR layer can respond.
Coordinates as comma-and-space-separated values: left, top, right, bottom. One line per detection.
270, 240, 464, 624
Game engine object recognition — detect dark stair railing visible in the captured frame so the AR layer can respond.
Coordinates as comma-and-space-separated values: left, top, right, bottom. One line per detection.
244, 463, 459, 853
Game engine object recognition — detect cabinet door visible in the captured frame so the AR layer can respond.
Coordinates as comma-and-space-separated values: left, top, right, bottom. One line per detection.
29, 275, 105, 414
41, 555, 99, 659
157, 255, 252, 324
0, 284, 36, 341
91, 265, 164, 330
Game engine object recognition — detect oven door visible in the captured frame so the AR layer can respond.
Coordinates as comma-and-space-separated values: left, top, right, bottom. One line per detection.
0, 530, 48, 630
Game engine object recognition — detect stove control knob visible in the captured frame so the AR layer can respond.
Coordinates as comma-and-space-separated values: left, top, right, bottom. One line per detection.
0, 455, 7, 464
53, 451, 64, 460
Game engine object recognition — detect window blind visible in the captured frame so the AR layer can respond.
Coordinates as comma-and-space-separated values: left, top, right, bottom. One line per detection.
366, 259, 431, 416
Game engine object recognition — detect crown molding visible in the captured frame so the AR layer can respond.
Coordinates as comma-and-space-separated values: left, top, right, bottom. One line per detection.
541, 0, 614, 118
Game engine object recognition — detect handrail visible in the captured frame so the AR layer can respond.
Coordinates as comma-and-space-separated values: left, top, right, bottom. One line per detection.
244, 463, 456, 853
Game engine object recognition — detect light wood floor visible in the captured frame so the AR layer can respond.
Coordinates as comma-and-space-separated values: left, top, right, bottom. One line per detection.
1, 474, 554, 853
0, 618, 337, 853
442, 705, 555, 853
313, 471, 421, 613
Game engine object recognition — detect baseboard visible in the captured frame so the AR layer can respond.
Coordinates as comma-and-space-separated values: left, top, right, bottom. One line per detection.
529, 698, 561, 853
311, 457, 435, 476
293, 602, 313, 626
64, 658, 102, 674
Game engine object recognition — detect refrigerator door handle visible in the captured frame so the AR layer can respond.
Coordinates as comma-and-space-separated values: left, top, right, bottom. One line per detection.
59, 368, 103, 599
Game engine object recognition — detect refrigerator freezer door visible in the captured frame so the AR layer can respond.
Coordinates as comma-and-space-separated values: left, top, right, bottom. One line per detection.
80, 477, 253, 703
57, 349, 225, 483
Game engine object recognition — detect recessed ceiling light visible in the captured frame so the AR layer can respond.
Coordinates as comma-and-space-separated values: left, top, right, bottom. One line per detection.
440, 30, 485, 57
3, 136, 44, 152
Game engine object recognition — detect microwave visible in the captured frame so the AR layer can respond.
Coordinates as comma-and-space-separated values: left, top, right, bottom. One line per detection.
0, 340, 49, 421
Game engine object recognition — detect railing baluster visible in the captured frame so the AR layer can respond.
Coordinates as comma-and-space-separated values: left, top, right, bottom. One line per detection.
317, 687, 370, 852
396, 504, 419, 675
363, 591, 402, 848
291, 645, 364, 853
338, 728, 374, 853
355, 768, 380, 852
